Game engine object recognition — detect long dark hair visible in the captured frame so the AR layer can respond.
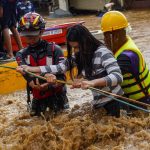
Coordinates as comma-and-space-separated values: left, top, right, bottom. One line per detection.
66, 24, 103, 79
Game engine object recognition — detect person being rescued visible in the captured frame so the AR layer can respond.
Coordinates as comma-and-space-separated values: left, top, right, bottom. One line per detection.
16, 12, 69, 116
100, 11, 150, 108
17, 24, 124, 118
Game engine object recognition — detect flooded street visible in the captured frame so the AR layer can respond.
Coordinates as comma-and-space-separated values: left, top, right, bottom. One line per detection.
1, 10, 150, 150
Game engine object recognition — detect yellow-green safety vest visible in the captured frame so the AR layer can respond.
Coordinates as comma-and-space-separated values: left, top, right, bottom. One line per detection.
115, 36, 150, 100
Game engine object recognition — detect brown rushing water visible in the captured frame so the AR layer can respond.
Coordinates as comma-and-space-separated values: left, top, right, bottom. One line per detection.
1, 10, 150, 150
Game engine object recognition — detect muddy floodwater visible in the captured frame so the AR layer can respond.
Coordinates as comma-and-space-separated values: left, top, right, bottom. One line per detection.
1, 10, 150, 150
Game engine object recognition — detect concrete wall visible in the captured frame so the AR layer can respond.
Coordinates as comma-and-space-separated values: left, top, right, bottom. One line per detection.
69, 0, 105, 11
59, 0, 69, 11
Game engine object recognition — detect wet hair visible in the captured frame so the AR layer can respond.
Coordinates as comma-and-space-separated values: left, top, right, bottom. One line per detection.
66, 24, 104, 79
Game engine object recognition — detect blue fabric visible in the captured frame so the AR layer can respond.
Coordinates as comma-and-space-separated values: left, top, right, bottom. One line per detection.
97, 12, 106, 17
16, 1, 35, 21
122, 50, 139, 75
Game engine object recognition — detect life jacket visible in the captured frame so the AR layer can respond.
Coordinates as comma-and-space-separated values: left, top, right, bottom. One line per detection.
27, 41, 63, 100
115, 36, 150, 100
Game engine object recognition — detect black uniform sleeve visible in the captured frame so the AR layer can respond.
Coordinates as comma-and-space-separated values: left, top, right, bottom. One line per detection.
16, 49, 34, 83
53, 44, 64, 64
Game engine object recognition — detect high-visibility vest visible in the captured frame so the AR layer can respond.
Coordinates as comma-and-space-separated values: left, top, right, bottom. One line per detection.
115, 36, 150, 100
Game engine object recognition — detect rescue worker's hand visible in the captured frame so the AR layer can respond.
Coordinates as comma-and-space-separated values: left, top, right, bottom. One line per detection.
45, 74, 56, 84
70, 79, 82, 89
16, 66, 25, 74
20, 65, 31, 72
36, 78, 49, 91
29, 79, 49, 91
81, 80, 95, 90
20, 65, 41, 73
29, 81, 36, 89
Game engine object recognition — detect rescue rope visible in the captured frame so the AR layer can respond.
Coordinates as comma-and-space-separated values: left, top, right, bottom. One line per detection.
0, 65, 16, 70
0, 65, 150, 113
88, 87, 150, 108
89, 87, 150, 113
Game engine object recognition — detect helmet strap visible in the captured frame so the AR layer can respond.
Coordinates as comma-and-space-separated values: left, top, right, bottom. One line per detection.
110, 32, 114, 52
39, 30, 44, 35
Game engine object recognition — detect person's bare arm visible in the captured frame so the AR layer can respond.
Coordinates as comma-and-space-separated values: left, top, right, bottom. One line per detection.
16, 65, 41, 73
81, 78, 106, 89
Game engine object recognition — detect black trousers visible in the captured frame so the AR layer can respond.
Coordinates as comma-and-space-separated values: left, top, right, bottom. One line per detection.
32, 93, 68, 116
94, 100, 120, 118
104, 100, 120, 118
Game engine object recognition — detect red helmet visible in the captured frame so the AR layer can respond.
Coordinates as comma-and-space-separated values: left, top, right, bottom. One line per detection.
18, 12, 46, 32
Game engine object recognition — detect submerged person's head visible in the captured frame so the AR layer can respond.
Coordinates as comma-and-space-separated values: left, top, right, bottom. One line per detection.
18, 12, 46, 46
101, 11, 129, 52
66, 24, 103, 77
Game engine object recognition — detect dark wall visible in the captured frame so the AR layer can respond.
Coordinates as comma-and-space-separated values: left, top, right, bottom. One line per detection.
125, 0, 150, 9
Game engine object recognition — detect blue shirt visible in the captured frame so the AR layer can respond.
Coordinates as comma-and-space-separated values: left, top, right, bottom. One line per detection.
16, 0, 34, 21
